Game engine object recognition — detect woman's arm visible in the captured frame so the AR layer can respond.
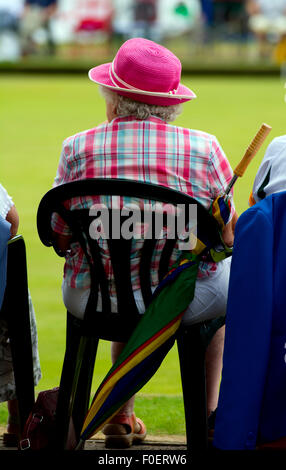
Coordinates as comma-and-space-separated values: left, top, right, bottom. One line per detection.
6, 205, 19, 239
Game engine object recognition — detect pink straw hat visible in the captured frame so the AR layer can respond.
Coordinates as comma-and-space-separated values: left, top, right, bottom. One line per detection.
88, 38, 196, 106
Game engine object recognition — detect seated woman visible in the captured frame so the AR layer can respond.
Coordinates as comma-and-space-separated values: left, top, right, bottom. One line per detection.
214, 135, 286, 450
52, 37, 238, 447
0, 183, 42, 446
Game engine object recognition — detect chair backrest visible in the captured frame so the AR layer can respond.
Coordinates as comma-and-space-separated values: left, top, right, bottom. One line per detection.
1, 236, 30, 320
37, 179, 222, 341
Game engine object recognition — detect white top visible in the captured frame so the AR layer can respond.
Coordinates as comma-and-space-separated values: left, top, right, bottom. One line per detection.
0, 0, 24, 16
0, 184, 14, 219
252, 135, 286, 203
255, 0, 286, 17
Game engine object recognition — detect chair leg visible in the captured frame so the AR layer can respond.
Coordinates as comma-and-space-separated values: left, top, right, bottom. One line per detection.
54, 313, 98, 449
177, 324, 208, 456
54, 314, 82, 449
72, 335, 98, 439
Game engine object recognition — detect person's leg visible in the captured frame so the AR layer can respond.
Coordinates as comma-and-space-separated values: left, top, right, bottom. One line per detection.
62, 283, 90, 319
4, 292, 42, 445
44, 19, 56, 56
0, 316, 19, 446
248, 14, 272, 58
62, 283, 146, 445
182, 257, 231, 415
19, 7, 43, 56
205, 325, 225, 416
110, 342, 136, 416
102, 341, 146, 448
6, 398, 19, 434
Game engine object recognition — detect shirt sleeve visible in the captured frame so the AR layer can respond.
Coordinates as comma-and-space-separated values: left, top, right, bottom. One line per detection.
0, 184, 14, 219
207, 136, 236, 219
51, 139, 72, 235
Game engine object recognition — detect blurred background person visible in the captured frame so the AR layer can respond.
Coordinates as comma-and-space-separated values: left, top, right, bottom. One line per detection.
0, 0, 24, 62
19, 0, 58, 57
72, 0, 113, 45
212, 0, 247, 40
112, 0, 132, 39
246, 0, 286, 60
199, 0, 214, 41
156, 0, 202, 42
112, 0, 134, 42
200, 0, 213, 26
112, 0, 202, 44
48, 0, 114, 58
132, 0, 158, 40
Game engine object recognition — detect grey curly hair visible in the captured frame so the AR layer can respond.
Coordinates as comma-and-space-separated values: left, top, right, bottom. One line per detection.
99, 85, 182, 123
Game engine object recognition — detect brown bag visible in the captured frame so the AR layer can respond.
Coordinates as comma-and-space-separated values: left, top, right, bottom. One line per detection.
19, 387, 77, 450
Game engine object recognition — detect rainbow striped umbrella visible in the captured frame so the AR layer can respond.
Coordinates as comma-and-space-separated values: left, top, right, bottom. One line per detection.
77, 196, 231, 446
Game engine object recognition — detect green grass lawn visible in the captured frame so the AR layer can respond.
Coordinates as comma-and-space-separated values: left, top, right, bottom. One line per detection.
1, 73, 285, 433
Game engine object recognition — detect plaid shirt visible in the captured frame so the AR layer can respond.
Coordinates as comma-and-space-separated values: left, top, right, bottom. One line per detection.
52, 116, 235, 291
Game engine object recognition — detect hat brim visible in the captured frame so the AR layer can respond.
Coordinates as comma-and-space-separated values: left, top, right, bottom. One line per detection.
88, 63, 196, 106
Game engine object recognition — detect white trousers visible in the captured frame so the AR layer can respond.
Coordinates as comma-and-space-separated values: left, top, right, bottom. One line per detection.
62, 257, 231, 327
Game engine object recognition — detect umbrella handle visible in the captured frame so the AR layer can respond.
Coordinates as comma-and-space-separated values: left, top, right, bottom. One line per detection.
225, 123, 272, 195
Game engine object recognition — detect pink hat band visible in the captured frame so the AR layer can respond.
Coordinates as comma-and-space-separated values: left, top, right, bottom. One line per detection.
89, 38, 196, 106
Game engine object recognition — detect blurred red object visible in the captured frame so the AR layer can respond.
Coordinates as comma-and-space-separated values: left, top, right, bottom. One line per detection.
75, 18, 111, 33
73, 0, 113, 34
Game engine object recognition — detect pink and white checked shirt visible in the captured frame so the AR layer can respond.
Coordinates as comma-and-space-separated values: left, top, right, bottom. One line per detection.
52, 115, 235, 291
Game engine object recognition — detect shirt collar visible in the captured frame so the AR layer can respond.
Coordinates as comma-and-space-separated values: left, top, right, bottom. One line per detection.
109, 115, 166, 125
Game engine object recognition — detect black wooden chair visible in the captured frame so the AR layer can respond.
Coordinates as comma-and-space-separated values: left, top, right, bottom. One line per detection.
0, 236, 35, 441
37, 178, 227, 453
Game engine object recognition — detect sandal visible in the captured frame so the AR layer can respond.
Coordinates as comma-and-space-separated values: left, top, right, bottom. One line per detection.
103, 412, 147, 448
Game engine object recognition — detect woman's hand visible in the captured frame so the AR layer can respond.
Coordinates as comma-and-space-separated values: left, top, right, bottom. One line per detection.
52, 232, 72, 253
222, 211, 238, 247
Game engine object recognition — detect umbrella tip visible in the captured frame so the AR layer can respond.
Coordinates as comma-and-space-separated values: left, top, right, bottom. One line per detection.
75, 439, 85, 451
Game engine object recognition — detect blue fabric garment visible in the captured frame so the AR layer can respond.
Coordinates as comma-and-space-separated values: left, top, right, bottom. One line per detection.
25, 0, 57, 7
200, 0, 214, 25
0, 216, 11, 309
213, 191, 286, 450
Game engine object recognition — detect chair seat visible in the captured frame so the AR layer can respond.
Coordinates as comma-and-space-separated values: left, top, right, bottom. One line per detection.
70, 310, 141, 342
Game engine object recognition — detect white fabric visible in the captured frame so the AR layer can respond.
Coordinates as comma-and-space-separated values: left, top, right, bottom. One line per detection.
249, 14, 286, 34
0, 0, 24, 17
62, 257, 231, 326
0, 184, 14, 219
254, 0, 286, 18
252, 135, 286, 203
